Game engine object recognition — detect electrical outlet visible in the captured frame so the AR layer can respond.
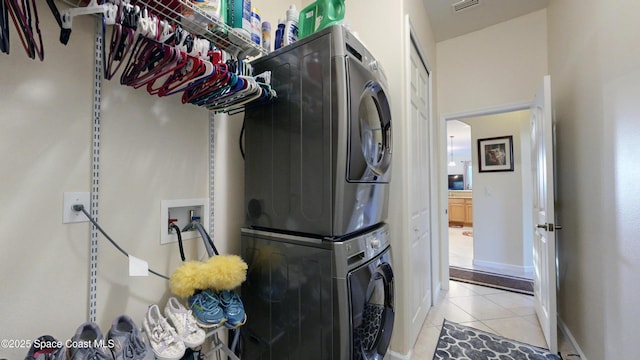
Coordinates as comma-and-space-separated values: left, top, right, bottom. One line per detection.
160, 199, 209, 244
63, 192, 90, 224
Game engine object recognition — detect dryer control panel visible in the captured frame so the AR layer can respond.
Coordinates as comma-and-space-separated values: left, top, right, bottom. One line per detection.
333, 224, 390, 276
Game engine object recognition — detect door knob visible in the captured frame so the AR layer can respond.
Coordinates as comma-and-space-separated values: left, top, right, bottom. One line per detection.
537, 223, 563, 231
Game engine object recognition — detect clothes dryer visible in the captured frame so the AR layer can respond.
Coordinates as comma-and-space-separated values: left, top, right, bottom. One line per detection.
239, 224, 394, 360
244, 25, 392, 238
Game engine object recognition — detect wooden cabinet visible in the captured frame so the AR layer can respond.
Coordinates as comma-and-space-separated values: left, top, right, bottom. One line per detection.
464, 201, 473, 226
448, 197, 472, 226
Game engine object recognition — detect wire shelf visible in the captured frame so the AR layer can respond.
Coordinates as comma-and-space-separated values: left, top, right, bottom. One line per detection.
62, 0, 266, 59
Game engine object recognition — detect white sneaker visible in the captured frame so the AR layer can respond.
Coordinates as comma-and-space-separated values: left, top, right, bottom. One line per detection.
143, 304, 186, 360
164, 297, 206, 348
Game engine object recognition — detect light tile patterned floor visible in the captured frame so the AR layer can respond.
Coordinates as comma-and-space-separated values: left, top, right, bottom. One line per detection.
449, 226, 533, 279
411, 281, 577, 359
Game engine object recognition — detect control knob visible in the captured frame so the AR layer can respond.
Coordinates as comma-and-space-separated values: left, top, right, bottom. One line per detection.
369, 60, 379, 72
370, 237, 381, 249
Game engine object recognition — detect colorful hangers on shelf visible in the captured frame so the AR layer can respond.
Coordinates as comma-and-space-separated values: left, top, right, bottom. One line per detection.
107, 2, 275, 113
1, 0, 276, 113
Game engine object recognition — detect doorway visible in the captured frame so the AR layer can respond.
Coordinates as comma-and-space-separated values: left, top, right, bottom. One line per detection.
446, 120, 473, 271
443, 105, 535, 291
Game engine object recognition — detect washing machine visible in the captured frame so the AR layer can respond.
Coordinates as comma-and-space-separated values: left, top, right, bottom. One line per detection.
334, 224, 395, 360
239, 224, 395, 360
244, 24, 393, 238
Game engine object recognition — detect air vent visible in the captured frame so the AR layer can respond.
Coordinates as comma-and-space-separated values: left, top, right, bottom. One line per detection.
452, 0, 480, 12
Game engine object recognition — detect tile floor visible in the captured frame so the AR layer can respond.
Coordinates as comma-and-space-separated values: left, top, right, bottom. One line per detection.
449, 226, 533, 279
411, 280, 577, 359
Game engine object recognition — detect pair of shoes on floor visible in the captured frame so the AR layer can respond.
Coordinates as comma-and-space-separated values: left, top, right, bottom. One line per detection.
24, 335, 66, 360
107, 315, 147, 360
72, 317, 146, 360
188, 289, 247, 329
143, 298, 206, 360
25, 317, 146, 360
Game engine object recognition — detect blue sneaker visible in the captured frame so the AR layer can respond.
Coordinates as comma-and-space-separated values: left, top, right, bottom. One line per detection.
187, 290, 226, 328
219, 290, 247, 329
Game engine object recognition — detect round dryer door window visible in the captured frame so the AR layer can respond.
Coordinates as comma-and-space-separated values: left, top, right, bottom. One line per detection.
347, 56, 393, 183
359, 81, 392, 178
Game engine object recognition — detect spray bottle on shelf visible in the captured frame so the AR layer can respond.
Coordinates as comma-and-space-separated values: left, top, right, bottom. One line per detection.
274, 18, 285, 50
262, 21, 271, 53
283, 4, 299, 46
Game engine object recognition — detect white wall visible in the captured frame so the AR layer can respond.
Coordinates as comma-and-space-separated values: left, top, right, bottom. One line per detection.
436, 9, 548, 115
547, 0, 640, 358
0, 0, 290, 358
465, 111, 532, 272
0, 11, 211, 358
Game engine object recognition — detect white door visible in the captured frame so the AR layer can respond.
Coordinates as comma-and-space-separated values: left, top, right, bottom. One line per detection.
530, 75, 557, 352
408, 39, 432, 343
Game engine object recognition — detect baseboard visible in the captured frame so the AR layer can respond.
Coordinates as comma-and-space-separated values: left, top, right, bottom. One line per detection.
472, 259, 533, 276
558, 318, 588, 360
386, 349, 412, 360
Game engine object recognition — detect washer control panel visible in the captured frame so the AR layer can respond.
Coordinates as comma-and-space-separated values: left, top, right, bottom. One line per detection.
365, 227, 389, 258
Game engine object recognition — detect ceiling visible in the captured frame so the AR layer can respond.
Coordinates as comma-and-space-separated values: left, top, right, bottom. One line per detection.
447, 120, 472, 163
423, 0, 549, 42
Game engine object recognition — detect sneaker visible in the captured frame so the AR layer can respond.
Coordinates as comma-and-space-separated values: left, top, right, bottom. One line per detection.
142, 304, 185, 360
107, 315, 147, 360
219, 290, 247, 329
67, 322, 110, 360
24, 335, 66, 360
187, 290, 226, 328
164, 297, 206, 348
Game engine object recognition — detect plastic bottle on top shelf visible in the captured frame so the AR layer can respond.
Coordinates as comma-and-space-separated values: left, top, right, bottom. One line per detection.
298, 0, 345, 39
262, 21, 271, 52
274, 18, 285, 50
283, 4, 299, 46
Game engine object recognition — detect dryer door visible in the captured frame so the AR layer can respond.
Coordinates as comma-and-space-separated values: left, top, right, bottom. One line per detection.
349, 249, 395, 360
347, 56, 393, 183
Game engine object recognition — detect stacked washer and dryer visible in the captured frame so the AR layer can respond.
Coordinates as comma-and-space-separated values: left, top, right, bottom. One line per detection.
240, 25, 394, 360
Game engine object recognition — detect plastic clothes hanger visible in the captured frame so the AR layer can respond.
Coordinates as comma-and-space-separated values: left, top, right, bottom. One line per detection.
180, 63, 230, 104
189, 75, 242, 106
121, 37, 186, 89
205, 77, 263, 110
0, 1, 9, 54
150, 55, 215, 97
153, 39, 220, 97
45, 0, 71, 45
105, 1, 136, 79
121, 8, 199, 88
6, 0, 44, 60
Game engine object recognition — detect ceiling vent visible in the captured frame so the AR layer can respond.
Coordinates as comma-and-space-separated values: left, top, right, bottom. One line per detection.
452, 0, 480, 12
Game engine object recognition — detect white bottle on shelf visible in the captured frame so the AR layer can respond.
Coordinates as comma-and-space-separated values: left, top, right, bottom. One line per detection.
283, 4, 299, 46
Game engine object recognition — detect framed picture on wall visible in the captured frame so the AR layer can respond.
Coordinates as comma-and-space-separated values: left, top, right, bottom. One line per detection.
478, 135, 514, 172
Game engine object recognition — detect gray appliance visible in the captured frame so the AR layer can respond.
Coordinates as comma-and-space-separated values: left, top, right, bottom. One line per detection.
244, 25, 393, 238
239, 224, 394, 360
